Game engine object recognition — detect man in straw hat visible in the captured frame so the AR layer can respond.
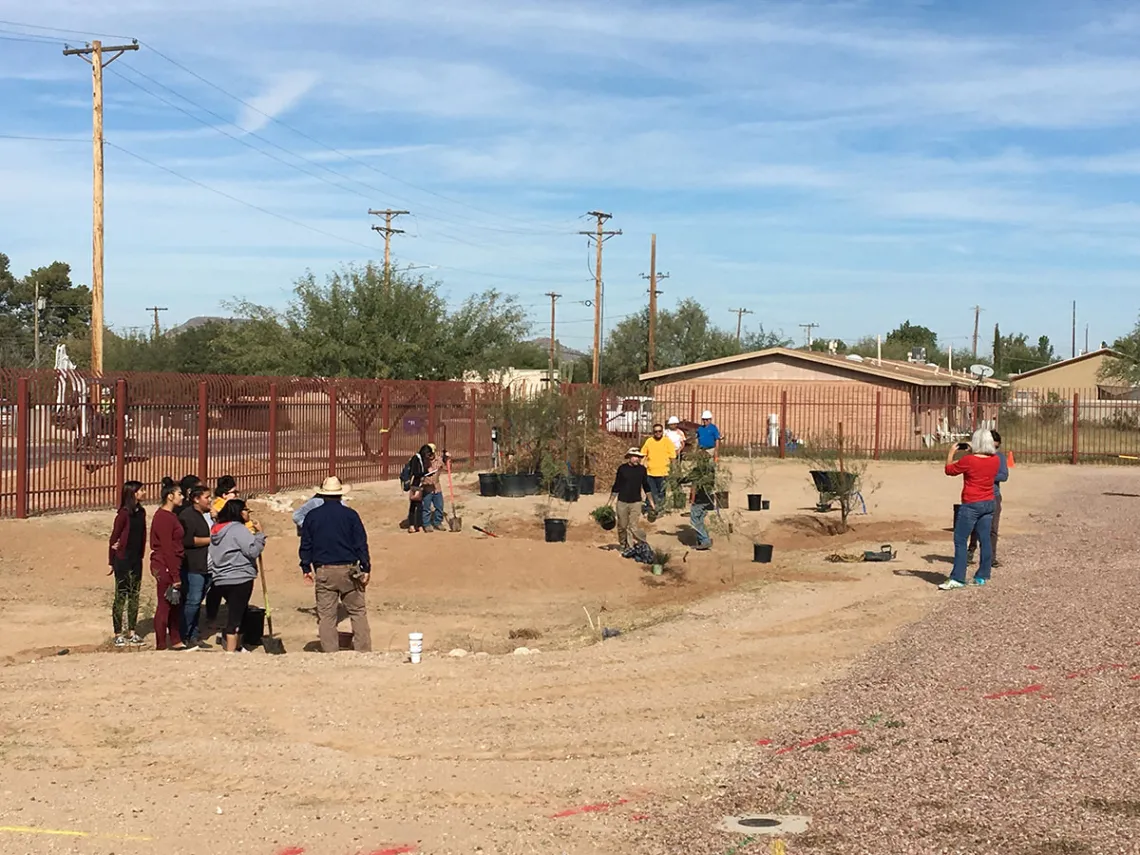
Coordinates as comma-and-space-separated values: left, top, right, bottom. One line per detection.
299, 476, 373, 653
607, 448, 655, 551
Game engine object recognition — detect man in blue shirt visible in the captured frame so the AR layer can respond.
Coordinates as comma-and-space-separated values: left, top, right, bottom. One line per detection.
299, 476, 372, 652
969, 429, 1008, 567
695, 410, 722, 455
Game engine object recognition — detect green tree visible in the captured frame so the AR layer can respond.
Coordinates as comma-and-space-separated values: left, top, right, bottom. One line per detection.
599, 299, 789, 384
1100, 316, 1140, 385
993, 332, 1057, 377
0, 253, 92, 368
885, 320, 938, 358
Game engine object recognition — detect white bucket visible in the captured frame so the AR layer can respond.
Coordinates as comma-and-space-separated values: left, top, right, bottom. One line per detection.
409, 632, 423, 664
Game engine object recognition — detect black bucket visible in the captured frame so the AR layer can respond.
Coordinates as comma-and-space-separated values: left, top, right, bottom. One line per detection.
577, 474, 596, 496
761, 499, 770, 511
544, 518, 568, 543
241, 605, 265, 647
747, 493, 762, 511
524, 473, 543, 495
499, 474, 529, 497
953, 503, 961, 528
478, 473, 500, 497
753, 543, 773, 563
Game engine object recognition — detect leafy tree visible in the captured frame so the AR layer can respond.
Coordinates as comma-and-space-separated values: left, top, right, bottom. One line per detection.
885, 320, 938, 359
0, 252, 91, 368
598, 298, 790, 384
992, 324, 1002, 370
1100, 316, 1140, 385
809, 339, 847, 353
993, 332, 1057, 377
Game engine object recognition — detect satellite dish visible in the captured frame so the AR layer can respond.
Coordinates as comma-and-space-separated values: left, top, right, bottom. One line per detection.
970, 364, 995, 379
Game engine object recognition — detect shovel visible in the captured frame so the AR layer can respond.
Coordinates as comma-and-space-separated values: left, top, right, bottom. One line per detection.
257, 555, 286, 655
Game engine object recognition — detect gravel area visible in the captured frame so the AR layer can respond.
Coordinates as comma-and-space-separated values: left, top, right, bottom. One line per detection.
637, 470, 1140, 855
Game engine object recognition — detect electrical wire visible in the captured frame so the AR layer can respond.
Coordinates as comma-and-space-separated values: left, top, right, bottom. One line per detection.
0, 133, 85, 142
0, 18, 134, 40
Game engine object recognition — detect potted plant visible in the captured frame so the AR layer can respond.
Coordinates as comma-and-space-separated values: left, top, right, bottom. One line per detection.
591, 504, 617, 530
744, 451, 762, 511
540, 451, 570, 542
650, 547, 672, 577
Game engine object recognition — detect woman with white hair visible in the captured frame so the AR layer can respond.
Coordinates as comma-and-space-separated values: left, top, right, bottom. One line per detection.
940, 428, 1000, 590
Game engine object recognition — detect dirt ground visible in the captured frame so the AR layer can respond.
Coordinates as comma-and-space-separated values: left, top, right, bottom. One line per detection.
0, 460, 1089, 854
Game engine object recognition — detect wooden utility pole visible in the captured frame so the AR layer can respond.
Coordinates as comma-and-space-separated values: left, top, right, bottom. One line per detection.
368, 208, 409, 289
544, 292, 561, 387
971, 305, 982, 359
729, 308, 754, 345
63, 38, 140, 374
579, 211, 621, 385
639, 234, 669, 372
146, 306, 168, 339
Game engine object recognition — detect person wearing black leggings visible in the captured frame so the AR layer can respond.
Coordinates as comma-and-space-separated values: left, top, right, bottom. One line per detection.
404, 445, 432, 533
208, 499, 266, 654
107, 481, 147, 647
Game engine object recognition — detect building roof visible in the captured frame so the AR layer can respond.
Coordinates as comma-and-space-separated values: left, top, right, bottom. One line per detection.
639, 347, 1006, 388
1009, 347, 1122, 381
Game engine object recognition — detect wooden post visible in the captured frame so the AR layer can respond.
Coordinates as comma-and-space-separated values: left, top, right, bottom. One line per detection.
114, 379, 126, 494
467, 388, 477, 472
197, 381, 208, 483
427, 385, 437, 445
15, 378, 30, 519
91, 41, 104, 375
647, 234, 657, 373
1071, 392, 1079, 465
267, 382, 279, 493
779, 390, 788, 460
873, 391, 882, 461
838, 420, 845, 475
689, 388, 697, 424
380, 385, 391, 479
328, 385, 338, 476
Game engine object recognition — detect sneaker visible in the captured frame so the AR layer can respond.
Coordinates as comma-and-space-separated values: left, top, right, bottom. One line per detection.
971, 577, 987, 586
127, 632, 144, 646
991, 559, 1002, 568
938, 579, 966, 591
694, 543, 711, 551
113, 635, 127, 648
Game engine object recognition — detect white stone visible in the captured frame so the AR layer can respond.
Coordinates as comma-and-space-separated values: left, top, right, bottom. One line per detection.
448, 648, 469, 658
513, 647, 531, 655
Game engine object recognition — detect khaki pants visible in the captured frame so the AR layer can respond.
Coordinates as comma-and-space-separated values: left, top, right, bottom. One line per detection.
314, 564, 372, 653
615, 500, 643, 550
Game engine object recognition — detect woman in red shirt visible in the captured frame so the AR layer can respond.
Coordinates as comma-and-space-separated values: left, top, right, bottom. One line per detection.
108, 480, 147, 647
941, 429, 1000, 590
151, 478, 189, 650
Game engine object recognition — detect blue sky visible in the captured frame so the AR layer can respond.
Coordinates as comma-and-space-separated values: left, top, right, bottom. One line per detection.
3, 0, 1140, 355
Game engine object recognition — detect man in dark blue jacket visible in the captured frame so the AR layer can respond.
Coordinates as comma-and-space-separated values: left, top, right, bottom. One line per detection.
299, 476, 372, 652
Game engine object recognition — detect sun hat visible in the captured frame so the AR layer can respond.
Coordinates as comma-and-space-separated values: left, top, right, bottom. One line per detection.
318, 476, 346, 496
666, 416, 680, 425
625, 447, 644, 458
701, 410, 713, 420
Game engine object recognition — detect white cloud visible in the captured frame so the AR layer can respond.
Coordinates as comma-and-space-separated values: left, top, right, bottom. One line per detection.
236, 70, 317, 132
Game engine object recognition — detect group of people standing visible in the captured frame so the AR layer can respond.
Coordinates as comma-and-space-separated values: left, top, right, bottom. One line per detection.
942, 428, 1009, 590
607, 410, 724, 554
109, 473, 265, 652
401, 443, 450, 533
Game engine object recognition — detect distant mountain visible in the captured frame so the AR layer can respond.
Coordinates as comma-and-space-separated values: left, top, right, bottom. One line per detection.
529, 337, 587, 362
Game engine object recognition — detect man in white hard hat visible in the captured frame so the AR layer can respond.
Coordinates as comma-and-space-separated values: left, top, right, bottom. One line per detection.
664, 416, 686, 455
696, 410, 722, 457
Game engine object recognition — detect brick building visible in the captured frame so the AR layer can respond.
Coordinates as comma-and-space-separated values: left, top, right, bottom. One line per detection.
639, 347, 1006, 454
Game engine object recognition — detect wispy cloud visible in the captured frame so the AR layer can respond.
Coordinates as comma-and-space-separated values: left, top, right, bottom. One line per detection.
236, 70, 317, 132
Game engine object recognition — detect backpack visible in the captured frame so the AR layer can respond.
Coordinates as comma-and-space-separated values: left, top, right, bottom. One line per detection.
399, 454, 420, 492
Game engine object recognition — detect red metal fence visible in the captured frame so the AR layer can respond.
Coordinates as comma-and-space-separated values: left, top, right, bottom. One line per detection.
2, 369, 1138, 518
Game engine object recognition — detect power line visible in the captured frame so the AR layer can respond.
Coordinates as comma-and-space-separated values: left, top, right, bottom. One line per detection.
138, 41, 576, 234
0, 133, 86, 142
0, 18, 135, 40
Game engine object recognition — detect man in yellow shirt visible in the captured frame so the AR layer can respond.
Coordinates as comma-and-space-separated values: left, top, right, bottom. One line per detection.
640, 423, 676, 511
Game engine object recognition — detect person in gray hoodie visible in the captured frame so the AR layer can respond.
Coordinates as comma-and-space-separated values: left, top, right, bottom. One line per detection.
208, 499, 266, 654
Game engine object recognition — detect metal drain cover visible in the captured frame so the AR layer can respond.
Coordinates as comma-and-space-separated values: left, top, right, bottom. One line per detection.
718, 815, 811, 835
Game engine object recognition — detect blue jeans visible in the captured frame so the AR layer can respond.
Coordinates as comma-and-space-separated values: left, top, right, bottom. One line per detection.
646, 476, 666, 509
180, 570, 209, 642
422, 492, 444, 528
951, 500, 994, 583
690, 504, 712, 547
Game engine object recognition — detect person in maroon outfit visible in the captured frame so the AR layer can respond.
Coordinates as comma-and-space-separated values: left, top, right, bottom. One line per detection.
108, 480, 147, 647
150, 478, 188, 650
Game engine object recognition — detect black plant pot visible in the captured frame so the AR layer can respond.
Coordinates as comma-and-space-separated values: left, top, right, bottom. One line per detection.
599, 517, 616, 531
761, 500, 770, 511
577, 474, 596, 496
747, 493, 762, 512
499, 474, 529, 498
753, 543, 773, 563
550, 476, 580, 503
544, 518, 568, 542
478, 473, 500, 497
524, 473, 543, 495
